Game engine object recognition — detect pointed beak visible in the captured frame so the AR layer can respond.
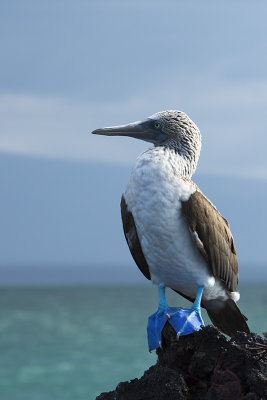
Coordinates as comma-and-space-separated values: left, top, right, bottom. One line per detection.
91, 119, 167, 145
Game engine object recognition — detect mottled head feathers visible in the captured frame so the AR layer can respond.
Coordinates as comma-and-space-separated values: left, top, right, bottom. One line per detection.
148, 110, 202, 161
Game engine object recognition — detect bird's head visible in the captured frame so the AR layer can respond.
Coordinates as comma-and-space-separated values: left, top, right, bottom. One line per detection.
92, 110, 201, 162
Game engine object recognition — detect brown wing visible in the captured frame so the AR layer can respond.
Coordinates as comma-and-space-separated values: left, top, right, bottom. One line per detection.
181, 189, 238, 292
120, 195, 151, 280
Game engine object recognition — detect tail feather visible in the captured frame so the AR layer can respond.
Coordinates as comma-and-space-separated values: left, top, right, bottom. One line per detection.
204, 298, 250, 337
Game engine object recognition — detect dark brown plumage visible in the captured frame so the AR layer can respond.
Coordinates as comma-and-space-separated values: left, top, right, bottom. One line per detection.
181, 189, 238, 293
121, 196, 151, 280
181, 188, 249, 336
204, 298, 249, 337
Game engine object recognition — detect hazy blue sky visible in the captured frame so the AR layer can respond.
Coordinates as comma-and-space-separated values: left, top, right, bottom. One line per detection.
1, 1, 267, 176
1, 1, 267, 283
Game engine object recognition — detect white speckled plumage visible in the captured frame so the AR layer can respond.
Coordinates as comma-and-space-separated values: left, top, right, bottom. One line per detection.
124, 146, 232, 301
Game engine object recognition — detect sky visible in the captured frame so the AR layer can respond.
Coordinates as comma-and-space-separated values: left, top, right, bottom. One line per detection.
1, 1, 267, 283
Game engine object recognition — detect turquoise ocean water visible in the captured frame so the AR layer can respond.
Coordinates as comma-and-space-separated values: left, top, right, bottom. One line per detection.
0, 284, 266, 400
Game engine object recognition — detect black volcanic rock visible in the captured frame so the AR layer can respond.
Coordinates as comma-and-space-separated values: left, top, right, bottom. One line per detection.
96, 325, 267, 400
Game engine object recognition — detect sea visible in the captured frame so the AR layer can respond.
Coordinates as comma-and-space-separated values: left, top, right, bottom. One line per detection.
0, 284, 266, 400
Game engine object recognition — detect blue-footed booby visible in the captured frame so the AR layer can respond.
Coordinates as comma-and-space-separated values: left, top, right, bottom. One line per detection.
92, 110, 250, 351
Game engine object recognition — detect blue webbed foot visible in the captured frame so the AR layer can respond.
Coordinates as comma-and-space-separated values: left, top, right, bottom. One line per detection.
147, 285, 205, 351
169, 307, 204, 338
147, 305, 179, 351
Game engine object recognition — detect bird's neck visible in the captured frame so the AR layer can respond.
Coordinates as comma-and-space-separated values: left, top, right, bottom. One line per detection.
138, 147, 198, 179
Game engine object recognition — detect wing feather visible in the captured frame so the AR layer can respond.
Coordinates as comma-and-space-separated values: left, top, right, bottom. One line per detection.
120, 195, 151, 280
182, 189, 238, 292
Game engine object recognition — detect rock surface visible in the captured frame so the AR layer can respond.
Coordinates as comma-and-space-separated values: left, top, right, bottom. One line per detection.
96, 324, 267, 400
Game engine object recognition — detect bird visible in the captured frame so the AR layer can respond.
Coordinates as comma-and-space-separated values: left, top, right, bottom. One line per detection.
92, 110, 250, 350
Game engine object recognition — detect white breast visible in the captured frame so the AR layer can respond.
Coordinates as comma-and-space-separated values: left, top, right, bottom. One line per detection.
124, 148, 221, 300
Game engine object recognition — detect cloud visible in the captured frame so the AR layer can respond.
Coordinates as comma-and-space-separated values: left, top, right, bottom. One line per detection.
1, 74, 267, 180
0, 93, 146, 164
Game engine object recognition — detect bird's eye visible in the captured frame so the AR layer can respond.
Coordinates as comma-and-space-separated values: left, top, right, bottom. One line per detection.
154, 122, 161, 129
